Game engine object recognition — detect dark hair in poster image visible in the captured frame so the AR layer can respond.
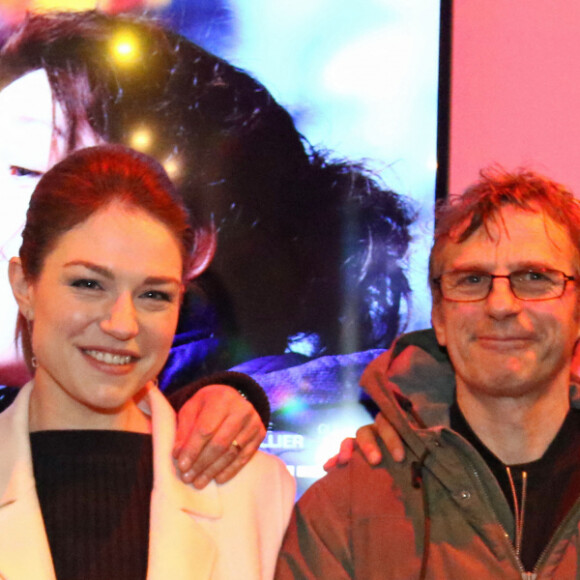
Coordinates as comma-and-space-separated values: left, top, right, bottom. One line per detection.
0, 10, 414, 385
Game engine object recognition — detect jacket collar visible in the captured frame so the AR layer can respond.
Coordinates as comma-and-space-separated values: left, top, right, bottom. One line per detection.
0, 381, 36, 507
0, 382, 57, 579
142, 385, 224, 519
0, 381, 224, 580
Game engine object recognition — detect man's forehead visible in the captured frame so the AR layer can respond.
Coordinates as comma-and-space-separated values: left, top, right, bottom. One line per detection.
449, 204, 536, 239
439, 205, 579, 269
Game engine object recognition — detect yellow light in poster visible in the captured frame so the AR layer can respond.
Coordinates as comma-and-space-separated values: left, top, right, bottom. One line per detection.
32, 0, 98, 10
129, 127, 152, 151
111, 30, 140, 66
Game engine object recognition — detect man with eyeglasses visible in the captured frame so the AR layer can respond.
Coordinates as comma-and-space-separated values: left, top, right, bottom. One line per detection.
275, 168, 580, 579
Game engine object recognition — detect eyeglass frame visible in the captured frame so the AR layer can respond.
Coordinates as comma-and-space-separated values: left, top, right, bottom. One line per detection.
431, 268, 577, 303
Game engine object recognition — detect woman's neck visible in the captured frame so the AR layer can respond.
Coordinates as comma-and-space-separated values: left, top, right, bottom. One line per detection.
28, 377, 151, 434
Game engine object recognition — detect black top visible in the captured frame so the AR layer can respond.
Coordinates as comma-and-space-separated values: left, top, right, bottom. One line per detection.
31, 430, 153, 580
451, 402, 580, 572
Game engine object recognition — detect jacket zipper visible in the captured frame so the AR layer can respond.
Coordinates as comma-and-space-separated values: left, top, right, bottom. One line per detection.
471, 458, 580, 580
446, 429, 538, 578
469, 464, 528, 575
505, 467, 527, 559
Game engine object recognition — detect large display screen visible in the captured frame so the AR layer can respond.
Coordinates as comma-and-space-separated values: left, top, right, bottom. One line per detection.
0, 0, 446, 496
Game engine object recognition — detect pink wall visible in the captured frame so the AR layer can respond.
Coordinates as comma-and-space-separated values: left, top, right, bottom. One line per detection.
449, 2, 580, 195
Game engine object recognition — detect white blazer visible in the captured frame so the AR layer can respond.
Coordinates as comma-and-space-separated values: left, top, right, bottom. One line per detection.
0, 382, 295, 580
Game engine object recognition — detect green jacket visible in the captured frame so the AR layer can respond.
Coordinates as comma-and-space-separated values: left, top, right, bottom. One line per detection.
275, 329, 580, 579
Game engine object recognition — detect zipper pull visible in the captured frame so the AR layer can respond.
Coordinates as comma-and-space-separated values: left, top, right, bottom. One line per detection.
521, 573, 536, 580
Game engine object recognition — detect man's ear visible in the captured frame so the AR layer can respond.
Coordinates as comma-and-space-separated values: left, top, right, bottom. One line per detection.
8, 257, 34, 318
431, 302, 447, 347
186, 224, 217, 280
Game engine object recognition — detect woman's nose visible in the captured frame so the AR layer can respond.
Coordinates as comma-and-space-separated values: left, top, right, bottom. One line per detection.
99, 293, 138, 340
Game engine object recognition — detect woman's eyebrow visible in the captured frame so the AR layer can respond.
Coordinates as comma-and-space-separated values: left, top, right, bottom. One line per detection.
64, 260, 113, 279
143, 275, 182, 286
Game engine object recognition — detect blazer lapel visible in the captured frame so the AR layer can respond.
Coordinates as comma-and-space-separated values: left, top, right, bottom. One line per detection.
145, 386, 222, 580
0, 383, 225, 580
0, 383, 56, 580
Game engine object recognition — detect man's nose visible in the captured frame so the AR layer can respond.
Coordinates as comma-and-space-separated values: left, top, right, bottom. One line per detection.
484, 277, 523, 319
100, 293, 139, 340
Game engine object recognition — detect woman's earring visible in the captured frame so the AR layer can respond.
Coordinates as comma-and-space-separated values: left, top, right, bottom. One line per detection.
27, 313, 37, 368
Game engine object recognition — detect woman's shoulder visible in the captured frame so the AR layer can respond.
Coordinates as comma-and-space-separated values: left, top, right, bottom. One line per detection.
218, 450, 296, 508
238, 450, 294, 490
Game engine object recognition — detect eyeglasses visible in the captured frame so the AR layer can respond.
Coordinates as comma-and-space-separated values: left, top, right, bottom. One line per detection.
432, 268, 576, 302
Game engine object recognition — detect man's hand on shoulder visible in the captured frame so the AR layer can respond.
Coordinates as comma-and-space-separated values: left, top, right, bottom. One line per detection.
323, 412, 405, 471
173, 384, 266, 488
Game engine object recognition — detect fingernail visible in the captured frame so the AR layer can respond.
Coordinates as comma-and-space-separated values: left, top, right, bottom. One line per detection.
181, 469, 195, 483
393, 449, 404, 463
178, 457, 192, 470
194, 475, 209, 489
